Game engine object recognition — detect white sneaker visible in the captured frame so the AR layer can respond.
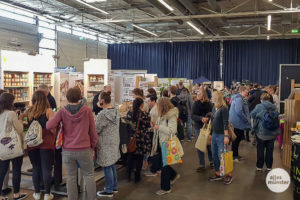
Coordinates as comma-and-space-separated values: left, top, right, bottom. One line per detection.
256, 167, 263, 171
156, 189, 171, 196
44, 193, 54, 200
33, 193, 41, 200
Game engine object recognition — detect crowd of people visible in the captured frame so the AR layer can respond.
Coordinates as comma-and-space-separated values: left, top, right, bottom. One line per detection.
0, 80, 280, 200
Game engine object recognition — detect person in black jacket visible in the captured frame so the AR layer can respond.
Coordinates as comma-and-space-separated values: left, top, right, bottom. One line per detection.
92, 85, 111, 115
192, 88, 213, 172
169, 86, 184, 141
38, 84, 57, 110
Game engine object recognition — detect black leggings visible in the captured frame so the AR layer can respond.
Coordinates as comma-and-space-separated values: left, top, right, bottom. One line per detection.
28, 149, 54, 194
232, 128, 244, 157
0, 156, 23, 194
127, 153, 144, 182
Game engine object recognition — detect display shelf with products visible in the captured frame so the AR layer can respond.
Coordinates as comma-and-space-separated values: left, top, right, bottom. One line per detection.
33, 72, 53, 88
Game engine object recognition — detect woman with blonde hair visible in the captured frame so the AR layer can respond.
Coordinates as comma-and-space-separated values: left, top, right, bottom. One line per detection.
192, 88, 213, 171
209, 91, 232, 185
151, 97, 180, 195
20, 91, 56, 200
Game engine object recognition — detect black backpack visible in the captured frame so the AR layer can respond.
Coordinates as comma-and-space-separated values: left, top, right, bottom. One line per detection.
262, 105, 279, 131
177, 100, 188, 123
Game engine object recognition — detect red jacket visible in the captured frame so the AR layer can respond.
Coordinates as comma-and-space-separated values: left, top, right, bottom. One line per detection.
46, 106, 97, 151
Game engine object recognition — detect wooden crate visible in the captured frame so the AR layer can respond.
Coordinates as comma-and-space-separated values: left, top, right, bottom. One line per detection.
282, 99, 300, 168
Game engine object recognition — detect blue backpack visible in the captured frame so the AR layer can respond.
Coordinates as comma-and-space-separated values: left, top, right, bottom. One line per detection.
262, 105, 279, 131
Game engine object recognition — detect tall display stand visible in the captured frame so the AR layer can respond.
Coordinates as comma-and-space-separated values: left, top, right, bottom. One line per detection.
84, 59, 111, 107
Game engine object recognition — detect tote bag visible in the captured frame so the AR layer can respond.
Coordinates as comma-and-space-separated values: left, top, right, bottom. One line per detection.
161, 134, 183, 167
0, 112, 24, 160
195, 120, 212, 152
220, 144, 234, 176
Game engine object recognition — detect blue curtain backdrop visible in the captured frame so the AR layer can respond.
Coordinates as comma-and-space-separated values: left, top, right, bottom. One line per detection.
107, 41, 221, 81
223, 39, 300, 86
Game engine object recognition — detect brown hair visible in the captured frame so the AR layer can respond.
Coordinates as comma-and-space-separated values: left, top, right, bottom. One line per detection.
66, 87, 82, 103
239, 86, 249, 93
147, 88, 157, 97
213, 91, 227, 109
260, 93, 271, 101
169, 85, 177, 95
197, 88, 209, 102
0, 89, 6, 95
0, 93, 15, 114
132, 88, 144, 98
156, 97, 174, 117
179, 81, 183, 86
162, 90, 169, 97
100, 92, 111, 104
27, 91, 50, 121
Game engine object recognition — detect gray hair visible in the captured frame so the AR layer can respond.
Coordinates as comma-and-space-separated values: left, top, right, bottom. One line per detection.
38, 84, 49, 91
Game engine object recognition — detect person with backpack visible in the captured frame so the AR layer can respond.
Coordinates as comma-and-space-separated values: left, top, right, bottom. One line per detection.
192, 88, 213, 172
19, 91, 56, 200
0, 93, 27, 200
229, 86, 251, 162
46, 87, 97, 200
169, 86, 184, 141
178, 88, 194, 142
250, 93, 280, 172
95, 92, 120, 198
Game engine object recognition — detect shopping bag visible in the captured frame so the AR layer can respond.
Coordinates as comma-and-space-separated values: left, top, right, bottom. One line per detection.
228, 123, 237, 141
220, 144, 234, 176
0, 112, 24, 160
56, 123, 63, 149
161, 135, 183, 167
195, 120, 211, 152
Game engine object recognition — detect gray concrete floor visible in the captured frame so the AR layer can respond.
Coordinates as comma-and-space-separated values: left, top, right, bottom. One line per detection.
17, 137, 293, 200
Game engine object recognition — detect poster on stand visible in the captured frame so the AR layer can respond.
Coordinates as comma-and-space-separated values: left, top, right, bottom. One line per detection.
139, 81, 148, 96
122, 76, 135, 102
108, 74, 115, 105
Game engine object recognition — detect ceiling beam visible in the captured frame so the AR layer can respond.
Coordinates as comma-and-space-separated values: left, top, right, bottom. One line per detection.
207, 0, 227, 24
94, 9, 300, 23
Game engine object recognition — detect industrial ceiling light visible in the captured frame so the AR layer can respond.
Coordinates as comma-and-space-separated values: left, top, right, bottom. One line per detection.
267, 15, 272, 30
132, 24, 158, 37
158, 0, 174, 12
75, 0, 108, 15
84, 0, 106, 2
187, 21, 204, 35
268, 0, 272, 2
267, 36, 270, 40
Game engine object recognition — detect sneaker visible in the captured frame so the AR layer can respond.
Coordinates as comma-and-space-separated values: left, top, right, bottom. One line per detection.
1, 197, 8, 200
144, 171, 158, 177
266, 168, 272, 172
97, 191, 113, 198
256, 167, 263, 171
209, 174, 222, 181
157, 170, 162, 174
196, 166, 205, 172
44, 194, 54, 200
52, 185, 67, 196
13, 193, 28, 200
224, 175, 233, 185
113, 189, 118, 194
238, 156, 245, 161
209, 163, 214, 169
2, 188, 11, 196
156, 189, 171, 196
170, 174, 180, 185
233, 158, 240, 163
187, 139, 192, 142
33, 193, 41, 200
252, 141, 257, 146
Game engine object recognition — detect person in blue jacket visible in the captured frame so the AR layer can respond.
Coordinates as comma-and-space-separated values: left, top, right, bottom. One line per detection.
229, 86, 251, 162
250, 93, 280, 171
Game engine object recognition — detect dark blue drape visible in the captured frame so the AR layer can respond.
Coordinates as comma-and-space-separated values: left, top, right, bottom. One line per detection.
108, 41, 220, 81
223, 39, 300, 86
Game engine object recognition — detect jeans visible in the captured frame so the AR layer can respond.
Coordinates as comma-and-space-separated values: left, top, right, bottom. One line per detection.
232, 128, 244, 158
0, 156, 23, 194
62, 150, 96, 200
127, 153, 143, 182
103, 165, 118, 193
28, 149, 54, 194
211, 133, 224, 172
256, 138, 275, 169
54, 148, 62, 187
186, 116, 192, 140
194, 128, 213, 166
161, 165, 177, 191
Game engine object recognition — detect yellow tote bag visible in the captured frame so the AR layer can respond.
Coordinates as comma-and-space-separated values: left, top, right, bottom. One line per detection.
195, 120, 211, 152
220, 145, 234, 176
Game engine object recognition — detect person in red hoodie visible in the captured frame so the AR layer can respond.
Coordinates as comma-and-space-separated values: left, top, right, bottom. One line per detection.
46, 87, 98, 200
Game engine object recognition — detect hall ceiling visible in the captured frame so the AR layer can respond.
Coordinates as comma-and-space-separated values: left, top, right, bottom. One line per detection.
1, 0, 300, 42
